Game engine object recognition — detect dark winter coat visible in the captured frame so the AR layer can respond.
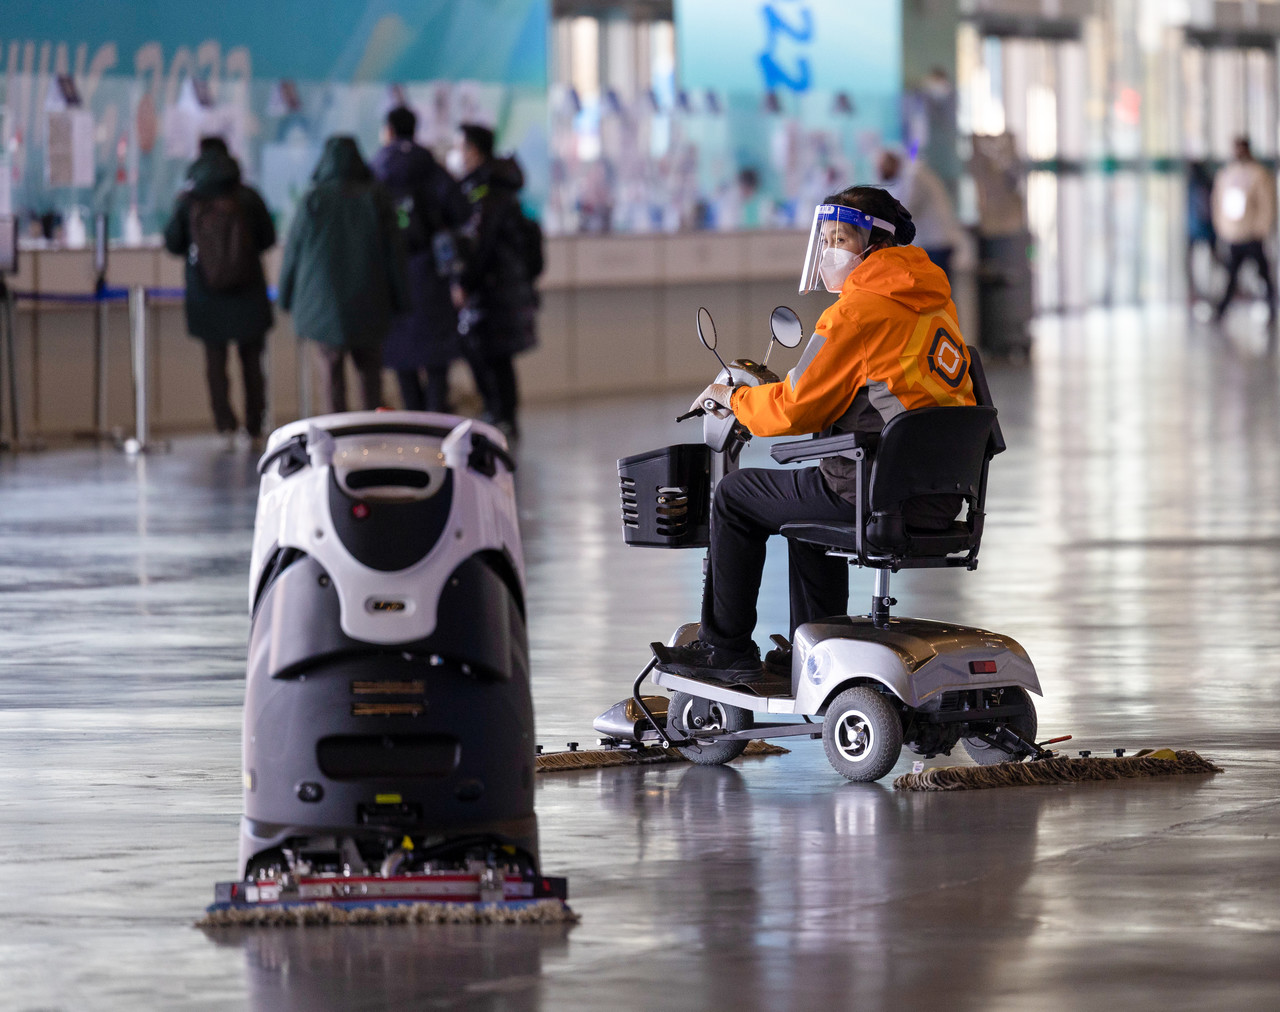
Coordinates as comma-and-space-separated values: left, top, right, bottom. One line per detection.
457, 157, 537, 359
163, 151, 275, 345
370, 140, 471, 371
278, 136, 408, 350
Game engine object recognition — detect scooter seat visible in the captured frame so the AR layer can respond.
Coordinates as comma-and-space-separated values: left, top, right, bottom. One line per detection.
781, 520, 974, 560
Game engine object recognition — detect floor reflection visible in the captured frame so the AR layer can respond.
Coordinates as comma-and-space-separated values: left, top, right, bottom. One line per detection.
204, 923, 572, 1011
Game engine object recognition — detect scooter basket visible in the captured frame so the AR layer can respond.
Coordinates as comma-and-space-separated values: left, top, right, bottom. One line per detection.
618, 443, 711, 548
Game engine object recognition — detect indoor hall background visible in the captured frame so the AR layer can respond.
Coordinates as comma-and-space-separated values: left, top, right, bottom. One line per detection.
958, 1, 1280, 315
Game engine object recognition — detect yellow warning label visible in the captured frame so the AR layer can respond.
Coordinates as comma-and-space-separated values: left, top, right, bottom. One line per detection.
376, 793, 403, 805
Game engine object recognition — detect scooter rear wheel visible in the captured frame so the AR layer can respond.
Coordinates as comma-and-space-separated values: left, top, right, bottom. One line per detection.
669, 691, 750, 766
962, 688, 1038, 765
822, 685, 904, 782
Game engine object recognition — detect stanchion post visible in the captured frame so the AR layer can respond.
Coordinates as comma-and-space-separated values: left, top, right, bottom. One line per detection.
126, 285, 149, 453
296, 336, 312, 420
94, 290, 111, 439
93, 213, 110, 439
0, 278, 21, 450
261, 329, 273, 436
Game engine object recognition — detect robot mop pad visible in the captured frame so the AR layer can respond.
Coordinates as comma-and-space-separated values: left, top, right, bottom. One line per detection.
198, 897, 577, 929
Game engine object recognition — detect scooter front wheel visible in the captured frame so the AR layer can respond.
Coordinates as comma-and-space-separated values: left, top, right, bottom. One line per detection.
669, 691, 750, 766
822, 686, 904, 782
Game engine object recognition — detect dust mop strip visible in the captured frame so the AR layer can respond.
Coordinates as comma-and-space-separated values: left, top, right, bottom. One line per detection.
197, 898, 577, 928
536, 739, 789, 772
893, 749, 1223, 792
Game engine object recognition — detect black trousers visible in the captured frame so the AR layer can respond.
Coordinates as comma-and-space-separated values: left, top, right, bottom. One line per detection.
203, 336, 266, 437
1218, 240, 1276, 318
315, 344, 383, 413
466, 351, 519, 427
700, 466, 855, 652
395, 367, 450, 413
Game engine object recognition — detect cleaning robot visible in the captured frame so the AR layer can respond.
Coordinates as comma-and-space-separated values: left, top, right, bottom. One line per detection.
595, 309, 1053, 782
205, 411, 567, 921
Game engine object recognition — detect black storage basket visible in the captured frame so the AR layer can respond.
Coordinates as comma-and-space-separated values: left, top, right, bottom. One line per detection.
618, 443, 712, 548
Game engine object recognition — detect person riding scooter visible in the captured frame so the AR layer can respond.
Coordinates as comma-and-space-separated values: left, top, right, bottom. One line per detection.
656, 186, 977, 683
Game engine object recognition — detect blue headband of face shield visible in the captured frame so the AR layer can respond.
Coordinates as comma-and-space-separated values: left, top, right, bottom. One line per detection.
816, 204, 897, 237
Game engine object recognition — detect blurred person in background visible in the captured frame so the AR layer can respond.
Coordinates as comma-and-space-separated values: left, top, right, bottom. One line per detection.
1186, 160, 1222, 307
450, 123, 540, 439
1213, 136, 1277, 324
714, 167, 766, 230
371, 106, 472, 413
164, 136, 275, 449
877, 147, 961, 279
279, 136, 408, 413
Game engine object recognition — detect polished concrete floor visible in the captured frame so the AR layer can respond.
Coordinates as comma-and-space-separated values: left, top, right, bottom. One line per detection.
2, 305, 1279, 1010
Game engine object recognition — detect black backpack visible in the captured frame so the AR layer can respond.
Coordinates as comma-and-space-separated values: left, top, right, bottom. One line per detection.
388, 179, 444, 255
516, 211, 544, 280
188, 193, 257, 292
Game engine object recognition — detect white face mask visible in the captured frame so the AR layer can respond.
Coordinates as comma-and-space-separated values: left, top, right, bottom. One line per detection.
445, 148, 466, 178
819, 246, 860, 293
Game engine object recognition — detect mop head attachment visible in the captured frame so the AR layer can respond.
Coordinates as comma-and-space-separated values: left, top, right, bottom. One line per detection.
198, 897, 576, 929
893, 748, 1223, 792
198, 850, 574, 928
536, 738, 789, 772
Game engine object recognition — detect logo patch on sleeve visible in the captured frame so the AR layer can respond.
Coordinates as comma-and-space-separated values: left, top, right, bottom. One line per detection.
927, 327, 967, 387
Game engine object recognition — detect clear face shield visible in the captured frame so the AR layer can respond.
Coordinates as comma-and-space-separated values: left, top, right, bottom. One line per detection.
798, 204, 897, 294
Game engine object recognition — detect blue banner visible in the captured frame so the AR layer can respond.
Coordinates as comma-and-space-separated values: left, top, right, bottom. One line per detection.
0, 0, 548, 85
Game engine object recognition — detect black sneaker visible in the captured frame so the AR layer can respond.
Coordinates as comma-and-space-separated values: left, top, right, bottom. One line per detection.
655, 638, 763, 683
764, 645, 792, 675
763, 633, 792, 676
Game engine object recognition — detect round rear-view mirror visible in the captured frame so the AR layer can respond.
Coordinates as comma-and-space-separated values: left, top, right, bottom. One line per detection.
696, 307, 717, 351
769, 306, 804, 348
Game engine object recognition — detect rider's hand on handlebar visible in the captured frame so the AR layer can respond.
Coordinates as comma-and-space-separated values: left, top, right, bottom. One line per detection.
688, 382, 736, 420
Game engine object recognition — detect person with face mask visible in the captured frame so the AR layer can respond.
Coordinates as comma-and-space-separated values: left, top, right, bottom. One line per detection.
370, 106, 471, 412
448, 123, 538, 439
659, 186, 977, 682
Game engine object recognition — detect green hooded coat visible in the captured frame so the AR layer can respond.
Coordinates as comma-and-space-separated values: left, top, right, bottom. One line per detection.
163, 151, 275, 344
278, 137, 408, 350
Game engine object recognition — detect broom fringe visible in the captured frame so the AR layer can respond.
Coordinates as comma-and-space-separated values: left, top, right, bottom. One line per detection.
893, 749, 1223, 792
536, 738, 789, 772
196, 898, 577, 929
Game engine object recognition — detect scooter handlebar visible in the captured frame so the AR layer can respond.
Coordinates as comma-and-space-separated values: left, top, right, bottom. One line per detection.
675, 407, 706, 423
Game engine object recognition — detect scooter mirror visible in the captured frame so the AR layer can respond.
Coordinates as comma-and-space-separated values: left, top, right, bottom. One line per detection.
696, 307, 718, 351
769, 306, 804, 348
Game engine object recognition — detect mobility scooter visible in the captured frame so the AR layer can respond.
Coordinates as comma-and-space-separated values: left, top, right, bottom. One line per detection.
595, 309, 1044, 782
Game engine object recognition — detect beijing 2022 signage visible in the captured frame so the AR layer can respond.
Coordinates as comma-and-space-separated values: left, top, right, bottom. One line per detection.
675, 0, 901, 100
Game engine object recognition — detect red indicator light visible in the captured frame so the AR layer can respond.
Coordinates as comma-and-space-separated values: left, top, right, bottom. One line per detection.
969, 660, 998, 674
352, 503, 370, 520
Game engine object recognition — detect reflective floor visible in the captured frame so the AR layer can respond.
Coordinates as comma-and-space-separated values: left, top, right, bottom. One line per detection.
2, 305, 1279, 1010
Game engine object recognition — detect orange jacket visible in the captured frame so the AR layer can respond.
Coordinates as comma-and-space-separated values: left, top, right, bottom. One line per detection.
731, 245, 975, 438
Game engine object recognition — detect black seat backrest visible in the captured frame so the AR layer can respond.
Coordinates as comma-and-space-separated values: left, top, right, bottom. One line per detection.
867, 405, 997, 514
966, 347, 1005, 456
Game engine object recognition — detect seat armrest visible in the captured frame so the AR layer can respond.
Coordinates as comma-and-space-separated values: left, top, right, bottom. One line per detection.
771, 432, 865, 465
